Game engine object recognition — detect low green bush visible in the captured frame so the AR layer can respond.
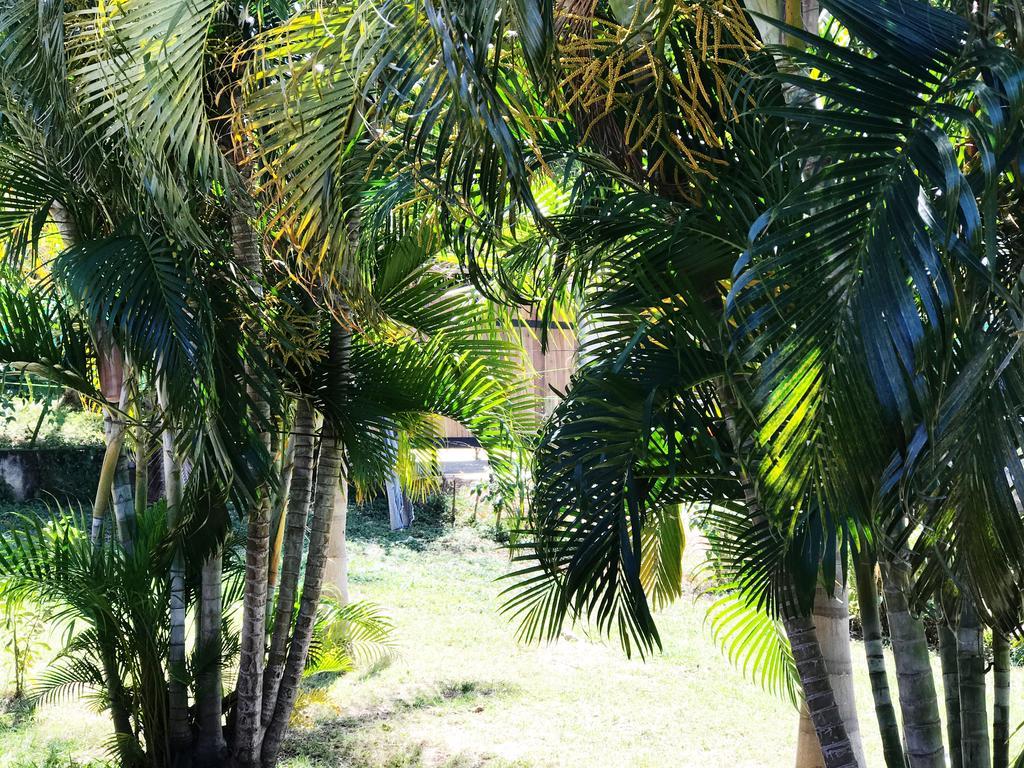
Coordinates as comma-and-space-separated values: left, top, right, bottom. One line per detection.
0, 400, 103, 450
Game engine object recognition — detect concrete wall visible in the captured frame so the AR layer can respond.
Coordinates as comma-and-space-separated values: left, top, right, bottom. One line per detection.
0, 451, 38, 501
0, 448, 104, 503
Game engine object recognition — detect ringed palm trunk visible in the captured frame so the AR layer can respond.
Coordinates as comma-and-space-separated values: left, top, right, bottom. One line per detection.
262, 398, 316, 725
52, 200, 143, 757
267, 426, 297, 622
91, 410, 125, 544
108, 379, 136, 550
260, 321, 351, 768
878, 555, 945, 768
993, 631, 1011, 768
231, 209, 274, 767
157, 379, 192, 759
794, 560, 866, 768
784, 614, 860, 768
852, 553, 904, 768
957, 597, 990, 768
100, 625, 141, 766
719, 386, 858, 767
90, 359, 134, 547
939, 622, 963, 768
233, 493, 271, 765
385, 431, 412, 530
323, 207, 361, 604
196, 551, 229, 766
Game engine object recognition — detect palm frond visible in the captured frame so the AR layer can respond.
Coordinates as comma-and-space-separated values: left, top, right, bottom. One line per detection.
704, 581, 801, 707
503, 313, 736, 655
0, 272, 96, 398
69, 0, 236, 239
304, 598, 396, 677
726, 0, 1024, 561
239, 5, 368, 281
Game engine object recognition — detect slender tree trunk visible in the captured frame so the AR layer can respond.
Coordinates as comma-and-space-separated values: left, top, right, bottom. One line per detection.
109, 379, 135, 551
386, 473, 409, 531
111, 447, 135, 547
993, 631, 1010, 768
92, 418, 124, 544
385, 431, 412, 530
795, 704, 825, 768
939, 623, 963, 768
262, 399, 316, 726
879, 556, 945, 768
853, 553, 904, 768
52, 200, 143, 759
158, 380, 192, 760
261, 322, 350, 768
231, 209, 273, 768
93, 378, 133, 546
784, 614, 860, 768
261, 425, 344, 768
232, 434, 271, 764
134, 388, 150, 519
267, 427, 297, 620
100, 630, 141, 766
196, 551, 229, 767
794, 562, 866, 768
324, 476, 349, 604
719, 385, 857, 765
957, 597, 990, 768
134, 436, 149, 518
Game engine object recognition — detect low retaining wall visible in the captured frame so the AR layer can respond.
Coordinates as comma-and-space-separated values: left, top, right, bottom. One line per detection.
0, 447, 104, 503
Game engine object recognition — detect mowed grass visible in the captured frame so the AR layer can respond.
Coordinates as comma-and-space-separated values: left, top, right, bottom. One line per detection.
2, 501, 1024, 767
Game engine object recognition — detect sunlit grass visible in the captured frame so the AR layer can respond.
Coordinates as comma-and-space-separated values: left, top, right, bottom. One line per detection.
1, 502, 1023, 767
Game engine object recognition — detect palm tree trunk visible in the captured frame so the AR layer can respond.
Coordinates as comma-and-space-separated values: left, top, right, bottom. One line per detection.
91, 417, 124, 544
853, 553, 904, 768
232, 443, 271, 764
795, 704, 824, 768
794, 564, 866, 768
718, 385, 857, 766
93, 376, 133, 546
112, 449, 135, 547
100, 629, 141, 766
993, 631, 1010, 768
158, 380, 192, 760
939, 623, 963, 768
879, 556, 945, 768
385, 431, 412, 530
267, 426, 297, 620
134, 389, 150, 519
108, 375, 136, 551
261, 398, 316, 726
231, 209, 273, 768
957, 597, 990, 768
261, 322, 350, 768
783, 614, 860, 768
196, 551, 229, 766
261, 423, 344, 768
386, 473, 410, 531
324, 474, 349, 604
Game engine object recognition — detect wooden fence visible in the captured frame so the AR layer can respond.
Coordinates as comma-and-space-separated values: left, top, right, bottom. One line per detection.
441, 318, 576, 442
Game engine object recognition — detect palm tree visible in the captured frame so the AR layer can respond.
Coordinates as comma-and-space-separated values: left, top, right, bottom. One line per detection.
0, 4, 532, 768
487, 2, 1024, 767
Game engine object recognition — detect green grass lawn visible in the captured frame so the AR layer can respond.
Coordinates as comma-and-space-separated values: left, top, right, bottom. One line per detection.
1, 503, 1023, 767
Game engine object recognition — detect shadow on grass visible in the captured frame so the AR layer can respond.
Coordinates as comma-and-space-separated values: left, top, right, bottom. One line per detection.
281, 679, 525, 768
